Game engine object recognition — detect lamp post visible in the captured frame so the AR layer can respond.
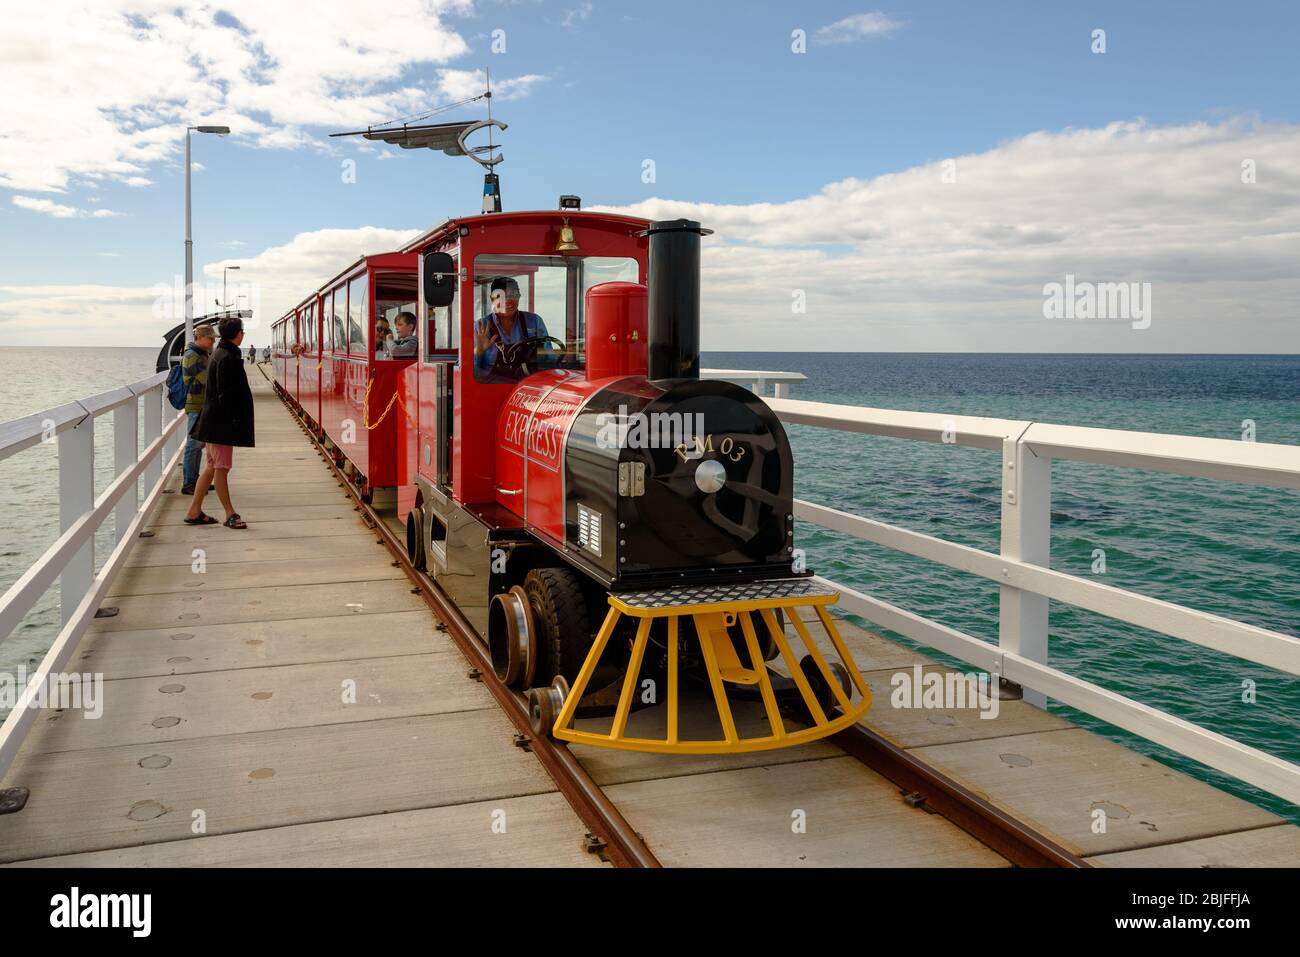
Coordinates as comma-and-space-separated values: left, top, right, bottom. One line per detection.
185, 125, 230, 346
222, 265, 241, 311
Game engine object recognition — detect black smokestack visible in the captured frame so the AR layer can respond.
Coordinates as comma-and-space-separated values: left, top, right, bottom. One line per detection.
646, 219, 710, 380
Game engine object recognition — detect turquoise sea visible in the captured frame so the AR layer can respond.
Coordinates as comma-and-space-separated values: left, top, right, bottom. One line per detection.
705, 351, 1300, 826
2, 347, 1298, 824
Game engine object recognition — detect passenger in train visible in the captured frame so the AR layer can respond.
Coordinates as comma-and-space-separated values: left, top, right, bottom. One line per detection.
473, 277, 552, 382
375, 318, 393, 357
389, 312, 417, 358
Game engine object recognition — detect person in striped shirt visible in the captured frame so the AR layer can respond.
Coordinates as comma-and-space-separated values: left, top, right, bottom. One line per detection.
180, 325, 215, 495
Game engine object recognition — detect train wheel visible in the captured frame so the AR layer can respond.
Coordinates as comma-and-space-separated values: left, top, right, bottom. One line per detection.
527, 676, 570, 740
799, 655, 851, 714
524, 567, 591, 683
726, 608, 784, 665
405, 509, 426, 572
488, 586, 538, 689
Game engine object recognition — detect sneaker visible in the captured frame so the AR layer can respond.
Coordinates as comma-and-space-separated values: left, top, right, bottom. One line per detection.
181, 484, 195, 495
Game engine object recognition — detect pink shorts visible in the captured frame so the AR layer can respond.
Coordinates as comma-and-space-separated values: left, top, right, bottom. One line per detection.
206, 444, 233, 470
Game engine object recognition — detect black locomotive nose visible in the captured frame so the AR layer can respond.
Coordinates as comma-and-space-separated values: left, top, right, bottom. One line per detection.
629, 382, 791, 565
563, 377, 795, 584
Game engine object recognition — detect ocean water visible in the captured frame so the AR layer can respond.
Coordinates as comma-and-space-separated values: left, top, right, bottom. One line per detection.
0, 347, 160, 689
706, 351, 1300, 825
2, 347, 1297, 824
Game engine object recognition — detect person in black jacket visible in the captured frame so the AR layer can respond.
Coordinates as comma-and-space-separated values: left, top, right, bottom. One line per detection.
185, 316, 255, 529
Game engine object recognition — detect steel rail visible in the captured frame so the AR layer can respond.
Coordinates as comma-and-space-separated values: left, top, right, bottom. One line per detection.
273, 384, 660, 869
830, 722, 1088, 867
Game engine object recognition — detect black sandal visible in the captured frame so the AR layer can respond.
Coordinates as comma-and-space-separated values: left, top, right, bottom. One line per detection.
224, 515, 247, 529
184, 513, 218, 525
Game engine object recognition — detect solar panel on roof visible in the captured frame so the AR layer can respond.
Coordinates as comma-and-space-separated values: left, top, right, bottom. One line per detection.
346, 120, 479, 156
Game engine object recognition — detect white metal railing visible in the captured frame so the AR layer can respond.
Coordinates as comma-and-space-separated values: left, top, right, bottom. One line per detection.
0, 372, 186, 775
768, 396, 1300, 807
702, 368, 806, 398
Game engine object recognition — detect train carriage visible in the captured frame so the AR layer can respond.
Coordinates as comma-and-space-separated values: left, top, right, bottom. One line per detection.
272, 253, 418, 502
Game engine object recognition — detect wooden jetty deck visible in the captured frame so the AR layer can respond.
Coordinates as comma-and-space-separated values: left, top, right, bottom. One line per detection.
1, 373, 1296, 867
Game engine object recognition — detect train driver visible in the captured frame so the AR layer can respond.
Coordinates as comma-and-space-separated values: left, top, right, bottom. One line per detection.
473, 277, 554, 382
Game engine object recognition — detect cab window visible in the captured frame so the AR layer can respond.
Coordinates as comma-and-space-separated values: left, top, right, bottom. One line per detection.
471, 254, 638, 384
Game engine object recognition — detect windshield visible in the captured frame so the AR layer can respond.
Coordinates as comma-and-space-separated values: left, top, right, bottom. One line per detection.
471, 254, 639, 384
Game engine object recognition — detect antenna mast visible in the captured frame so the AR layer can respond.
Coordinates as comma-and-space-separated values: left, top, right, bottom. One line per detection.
329, 72, 507, 213
480, 68, 501, 213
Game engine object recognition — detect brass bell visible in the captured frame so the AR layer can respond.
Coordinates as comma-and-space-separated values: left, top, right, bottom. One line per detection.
556, 219, 579, 252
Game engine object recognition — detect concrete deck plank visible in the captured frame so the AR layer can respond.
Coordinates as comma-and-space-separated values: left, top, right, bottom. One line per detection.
0, 711, 555, 864
21, 653, 490, 754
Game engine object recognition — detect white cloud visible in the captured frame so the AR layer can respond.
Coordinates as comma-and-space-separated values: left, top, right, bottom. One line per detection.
7, 117, 1299, 353
12, 196, 79, 218
0, 283, 164, 345
0, 226, 420, 345
435, 68, 547, 102
815, 12, 903, 44
592, 117, 1300, 352
11, 195, 122, 218
0, 0, 550, 197
561, 2, 593, 29
199, 226, 422, 330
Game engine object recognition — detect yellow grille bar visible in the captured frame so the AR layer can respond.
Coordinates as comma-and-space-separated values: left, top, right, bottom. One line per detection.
551, 586, 872, 755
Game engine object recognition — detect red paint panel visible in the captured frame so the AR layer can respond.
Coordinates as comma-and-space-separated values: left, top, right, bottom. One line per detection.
586, 282, 648, 380
493, 371, 610, 541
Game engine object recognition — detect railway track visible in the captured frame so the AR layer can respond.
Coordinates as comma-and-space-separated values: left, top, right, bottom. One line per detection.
274, 384, 1086, 869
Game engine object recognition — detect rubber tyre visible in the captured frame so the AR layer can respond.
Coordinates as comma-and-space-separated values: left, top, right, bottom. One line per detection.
524, 567, 592, 683
406, 509, 426, 572
726, 608, 785, 665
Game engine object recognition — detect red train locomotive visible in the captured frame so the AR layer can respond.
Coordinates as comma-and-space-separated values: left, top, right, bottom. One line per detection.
272, 205, 871, 754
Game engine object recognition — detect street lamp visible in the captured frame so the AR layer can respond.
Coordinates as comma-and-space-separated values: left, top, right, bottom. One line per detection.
223, 265, 241, 311
185, 125, 230, 346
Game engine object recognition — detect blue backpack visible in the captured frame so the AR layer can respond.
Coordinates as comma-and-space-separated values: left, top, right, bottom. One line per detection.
166, 359, 188, 410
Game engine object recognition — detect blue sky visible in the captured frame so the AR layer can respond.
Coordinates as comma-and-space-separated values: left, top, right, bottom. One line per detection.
1, 1, 1298, 350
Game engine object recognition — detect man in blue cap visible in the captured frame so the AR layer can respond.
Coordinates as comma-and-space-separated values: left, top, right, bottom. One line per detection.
472, 276, 553, 382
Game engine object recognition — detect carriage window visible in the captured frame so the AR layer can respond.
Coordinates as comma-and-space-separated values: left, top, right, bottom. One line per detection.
374, 272, 418, 360
347, 275, 368, 356
332, 287, 345, 354
471, 254, 639, 384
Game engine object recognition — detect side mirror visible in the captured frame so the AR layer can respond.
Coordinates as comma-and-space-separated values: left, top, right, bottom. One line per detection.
423, 252, 455, 308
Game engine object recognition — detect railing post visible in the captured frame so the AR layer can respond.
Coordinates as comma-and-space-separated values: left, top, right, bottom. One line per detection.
773, 381, 789, 399
754, 376, 767, 397
999, 434, 1051, 708
113, 400, 139, 543
57, 410, 95, 624
143, 385, 162, 492
164, 402, 182, 474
